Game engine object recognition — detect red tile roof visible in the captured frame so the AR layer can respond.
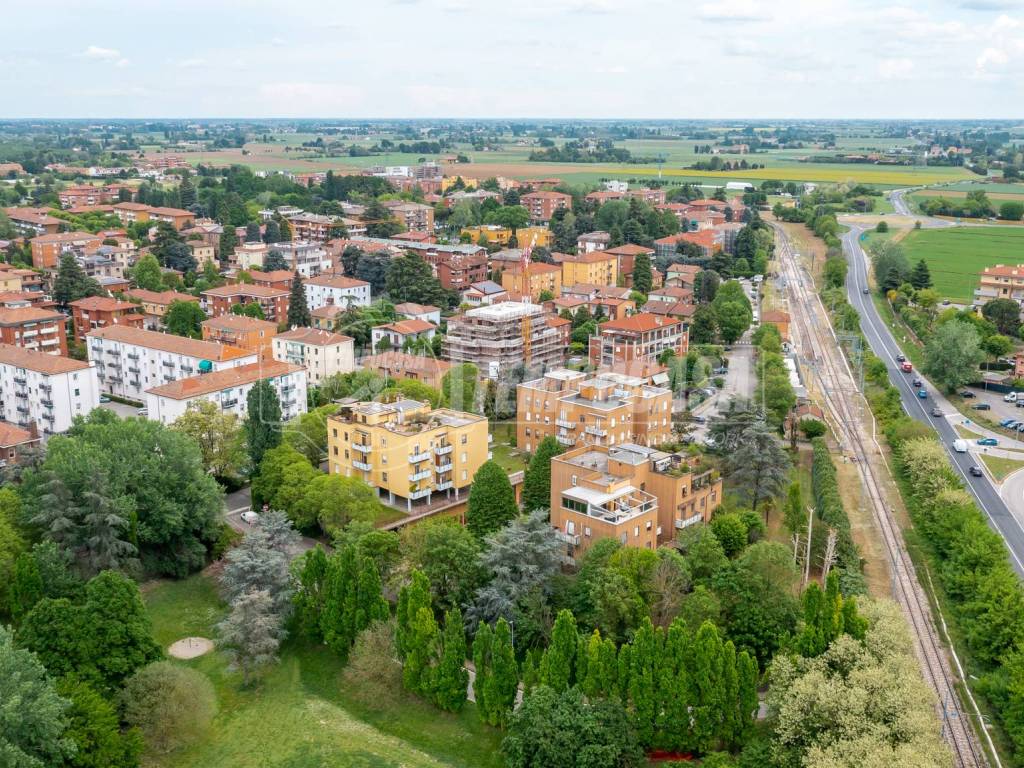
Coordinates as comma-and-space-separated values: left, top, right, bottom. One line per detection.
599, 313, 682, 333
147, 360, 304, 400
0, 343, 91, 374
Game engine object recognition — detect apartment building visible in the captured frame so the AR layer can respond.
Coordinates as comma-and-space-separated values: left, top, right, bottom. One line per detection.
460, 225, 552, 248
555, 250, 618, 288
521, 191, 572, 224
58, 185, 116, 208
550, 443, 722, 561
444, 301, 564, 378
665, 263, 702, 289
604, 244, 656, 287
589, 313, 688, 368
233, 241, 330, 277
653, 230, 722, 262
437, 252, 489, 291
311, 304, 347, 331
249, 270, 296, 293
122, 289, 199, 330
4, 207, 62, 236
327, 399, 489, 510
112, 203, 194, 230
462, 280, 508, 307
201, 315, 279, 358
577, 231, 611, 253
975, 264, 1024, 310
516, 367, 673, 453
86, 326, 256, 401
272, 327, 355, 385
382, 201, 434, 233
145, 360, 307, 425
201, 284, 290, 322
371, 319, 436, 353
500, 262, 562, 302
360, 351, 452, 389
393, 302, 442, 325
69, 296, 144, 344
287, 212, 336, 242
0, 306, 68, 356
303, 274, 371, 311
0, 421, 42, 466
189, 242, 217, 269
30, 231, 103, 269
0, 344, 100, 434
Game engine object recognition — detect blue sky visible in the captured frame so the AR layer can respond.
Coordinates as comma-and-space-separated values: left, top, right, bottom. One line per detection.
2, 0, 1023, 118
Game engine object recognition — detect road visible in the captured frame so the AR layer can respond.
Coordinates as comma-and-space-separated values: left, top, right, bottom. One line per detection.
842, 223, 1024, 577
775, 223, 986, 766
687, 342, 754, 443
888, 188, 955, 227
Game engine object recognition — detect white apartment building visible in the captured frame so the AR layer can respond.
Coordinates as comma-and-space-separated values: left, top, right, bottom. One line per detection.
233, 240, 331, 277
271, 328, 355, 386
86, 326, 258, 402
145, 360, 308, 425
303, 274, 372, 311
0, 344, 100, 434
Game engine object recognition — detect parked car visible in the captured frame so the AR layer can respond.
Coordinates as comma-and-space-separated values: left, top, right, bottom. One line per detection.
978, 438, 999, 446
1005, 392, 1020, 403
969, 466, 984, 477
960, 390, 976, 398
137, 408, 148, 417
691, 415, 707, 424
99, 395, 110, 403
712, 366, 728, 375
1000, 418, 1017, 427
972, 403, 992, 410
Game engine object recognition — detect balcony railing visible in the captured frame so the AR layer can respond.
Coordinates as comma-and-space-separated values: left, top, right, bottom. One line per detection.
409, 449, 431, 463
555, 418, 575, 429
39, 383, 51, 393
128, 366, 140, 374
221, 399, 238, 408
41, 399, 53, 409
556, 434, 575, 446
409, 469, 432, 483
434, 443, 453, 456
352, 442, 372, 454
675, 513, 703, 530
13, 376, 26, 386
127, 352, 139, 360
161, 360, 174, 368
353, 460, 373, 471
409, 487, 432, 500
556, 531, 581, 546
16, 405, 29, 415
585, 426, 607, 437
435, 480, 453, 491
435, 462, 453, 474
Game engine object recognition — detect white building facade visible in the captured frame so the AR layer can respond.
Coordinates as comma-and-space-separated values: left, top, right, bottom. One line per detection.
303, 275, 372, 310
271, 328, 356, 386
0, 344, 100, 434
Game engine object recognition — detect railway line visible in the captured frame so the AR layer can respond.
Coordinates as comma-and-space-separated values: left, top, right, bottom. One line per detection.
773, 224, 984, 767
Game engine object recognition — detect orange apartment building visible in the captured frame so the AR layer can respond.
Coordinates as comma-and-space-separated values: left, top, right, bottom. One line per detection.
516, 367, 674, 454
589, 313, 688, 368
555, 250, 618, 288
249, 269, 295, 292
360, 351, 453, 390
201, 314, 279, 358
30, 231, 102, 269
112, 203, 195, 230
520, 191, 572, 224
605, 244, 657, 288
0, 305, 68, 355
500, 262, 562, 301
550, 443, 722, 561
4, 207, 63, 236
201, 284, 289, 322
122, 289, 198, 330
287, 213, 334, 241
69, 296, 144, 344
382, 201, 434, 233
975, 264, 1024, 308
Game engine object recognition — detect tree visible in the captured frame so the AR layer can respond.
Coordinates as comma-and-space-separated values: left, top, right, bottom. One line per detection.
119, 661, 217, 753
401, 517, 482, 613
263, 219, 281, 244
982, 297, 1022, 336
58, 678, 143, 768
386, 251, 448, 307
868, 239, 910, 291
503, 686, 645, 768
220, 528, 293, 619
522, 436, 562, 512
539, 609, 578, 692
300, 474, 384, 535
694, 270, 721, 303
403, 606, 441, 698
159, 241, 196, 273
217, 589, 284, 684
9, 552, 42, 622
54, 254, 101, 308
286, 273, 311, 328
910, 259, 932, 290
171, 399, 245, 478
690, 305, 718, 344
484, 618, 519, 727
435, 607, 470, 712
711, 513, 750, 558
823, 256, 847, 290
245, 380, 282, 469
984, 333, 1014, 360
218, 226, 238, 263
0, 626, 75, 766
1000, 201, 1024, 221
244, 222, 261, 242
923, 320, 985, 393
164, 299, 206, 338
441, 362, 478, 412
364, 199, 403, 238
632, 253, 653, 294
129, 253, 163, 291
466, 461, 518, 539
725, 423, 791, 512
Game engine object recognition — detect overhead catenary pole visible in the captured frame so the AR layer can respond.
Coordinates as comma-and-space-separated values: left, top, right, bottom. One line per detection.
804, 506, 815, 587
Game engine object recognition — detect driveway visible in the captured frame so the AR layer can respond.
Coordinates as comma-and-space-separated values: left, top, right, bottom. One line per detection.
687, 342, 755, 443
100, 400, 143, 418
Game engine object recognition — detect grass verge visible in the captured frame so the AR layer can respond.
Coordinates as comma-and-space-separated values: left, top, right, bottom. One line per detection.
979, 453, 1024, 482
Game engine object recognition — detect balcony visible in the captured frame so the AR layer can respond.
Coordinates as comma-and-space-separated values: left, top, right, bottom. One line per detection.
434, 443, 453, 456
221, 398, 239, 408
435, 480, 453, 491
161, 360, 174, 368
13, 376, 26, 386
675, 513, 703, 530
281, 399, 296, 410
281, 384, 295, 395
409, 487, 432, 501
555, 418, 575, 429
108, 361, 122, 370
180, 365, 194, 374
39, 383, 51, 393
127, 352, 139, 361
352, 460, 373, 471
41, 399, 53, 409
90, 348, 103, 357
409, 469, 432, 483
352, 442, 372, 454
585, 426, 607, 437
556, 434, 575, 447
556, 531, 581, 546
435, 462, 453, 474
128, 366, 140, 374
16, 405, 29, 415
409, 449, 431, 463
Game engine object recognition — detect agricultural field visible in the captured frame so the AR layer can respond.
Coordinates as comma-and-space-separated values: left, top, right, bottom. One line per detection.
144, 576, 504, 768
896, 226, 1024, 302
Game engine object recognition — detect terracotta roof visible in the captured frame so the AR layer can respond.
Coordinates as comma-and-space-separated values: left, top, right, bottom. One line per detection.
546, 316, 571, 328
0, 421, 37, 448
0, 307, 65, 326
393, 302, 439, 316
981, 264, 1024, 278
554, 251, 616, 264
123, 289, 197, 305
523, 263, 560, 275
146, 360, 304, 400
201, 315, 278, 333
202, 284, 288, 298
252, 270, 295, 283
361, 351, 451, 376
30, 231, 100, 245
304, 274, 369, 290
113, 202, 151, 211
0, 343, 91, 374
650, 287, 693, 300
667, 263, 702, 275
311, 305, 348, 319
599, 313, 682, 333
604, 244, 655, 256
643, 300, 696, 318
87, 326, 254, 361
149, 206, 193, 217
275, 327, 352, 346
375, 319, 435, 335
521, 191, 572, 199
69, 296, 140, 312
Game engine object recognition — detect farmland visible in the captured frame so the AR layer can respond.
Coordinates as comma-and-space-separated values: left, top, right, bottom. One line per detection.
896, 226, 1024, 302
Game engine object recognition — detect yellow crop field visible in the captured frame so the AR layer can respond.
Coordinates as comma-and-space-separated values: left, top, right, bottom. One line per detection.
603, 165, 972, 186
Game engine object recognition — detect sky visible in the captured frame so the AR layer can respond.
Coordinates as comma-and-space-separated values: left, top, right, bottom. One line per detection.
2, 0, 1024, 119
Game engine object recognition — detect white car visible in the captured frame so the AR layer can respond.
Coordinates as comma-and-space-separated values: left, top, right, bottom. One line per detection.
240, 510, 260, 525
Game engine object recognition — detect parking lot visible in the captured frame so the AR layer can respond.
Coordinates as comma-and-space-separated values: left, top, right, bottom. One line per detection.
99, 400, 144, 419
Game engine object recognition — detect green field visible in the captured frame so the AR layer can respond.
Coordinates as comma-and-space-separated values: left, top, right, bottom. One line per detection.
144, 576, 504, 768
898, 227, 1024, 302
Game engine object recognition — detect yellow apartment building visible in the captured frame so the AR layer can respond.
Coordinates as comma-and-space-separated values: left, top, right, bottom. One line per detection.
500, 262, 561, 301
556, 251, 618, 288
327, 399, 490, 511
461, 225, 552, 248
516, 368, 673, 453
550, 443, 722, 562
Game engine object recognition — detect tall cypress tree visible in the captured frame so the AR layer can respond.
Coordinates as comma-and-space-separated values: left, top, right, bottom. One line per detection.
218, 227, 238, 265
484, 618, 518, 727
720, 640, 739, 748
403, 606, 440, 699
435, 607, 469, 712
521, 436, 562, 513
632, 253, 653, 294
245, 380, 282, 470
321, 546, 358, 657
657, 620, 693, 753
397, 569, 431, 659
354, 554, 389, 633
294, 545, 329, 641
628, 618, 659, 748
287, 273, 311, 328
735, 650, 759, 746
540, 609, 578, 693
466, 461, 518, 540
690, 621, 725, 754
472, 621, 493, 721
9, 552, 43, 623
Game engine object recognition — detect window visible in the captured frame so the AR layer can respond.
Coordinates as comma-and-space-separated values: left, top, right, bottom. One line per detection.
461, 434, 467, 445
566, 520, 575, 535
462, 470, 468, 481
561, 496, 587, 514
461, 452, 467, 463
382, 472, 388, 482
646, 521, 652, 531
571, 474, 577, 486
344, 450, 349, 459
634, 525, 640, 537
584, 526, 591, 537
333, 446, 338, 456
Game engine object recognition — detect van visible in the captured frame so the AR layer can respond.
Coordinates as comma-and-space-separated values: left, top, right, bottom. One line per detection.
1005, 392, 1019, 403
953, 439, 968, 453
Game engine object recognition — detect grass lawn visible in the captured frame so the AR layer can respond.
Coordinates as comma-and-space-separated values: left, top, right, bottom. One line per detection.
143, 575, 504, 768
898, 226, 1024, 303
488, 421, 528, 473
979, 453, 1024, 481
954, 423, 982, 439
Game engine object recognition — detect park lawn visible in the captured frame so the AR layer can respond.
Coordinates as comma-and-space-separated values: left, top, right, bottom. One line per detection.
898, 226, 1024, 303
143, 575, 504, 768
979, 453, 1024, 482
488, 421, 528, 473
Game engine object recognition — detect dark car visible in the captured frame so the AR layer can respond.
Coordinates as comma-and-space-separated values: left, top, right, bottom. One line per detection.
960, 390, 976, 398
969, 466, 984, 477
862, 287, 870, 294
931, 407, 943, 417
912, 378, 923, 387
972, 403, 992, 411
896, 354, 906, 363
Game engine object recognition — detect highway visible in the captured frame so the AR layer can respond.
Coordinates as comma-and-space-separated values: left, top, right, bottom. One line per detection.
841, 223, 1024, 577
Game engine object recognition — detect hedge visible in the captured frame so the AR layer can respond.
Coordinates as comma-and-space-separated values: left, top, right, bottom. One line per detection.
809, 437, 865, 595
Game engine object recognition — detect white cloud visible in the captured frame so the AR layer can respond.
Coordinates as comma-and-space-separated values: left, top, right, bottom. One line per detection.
176, 57, 208, 68
81, 45, 121, 60
699, 0, 770, 22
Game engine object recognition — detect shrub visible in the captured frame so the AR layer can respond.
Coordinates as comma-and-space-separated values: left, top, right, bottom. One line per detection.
810, 438, 864, 594
799, 418, 827, 439
119, 662, 217, 753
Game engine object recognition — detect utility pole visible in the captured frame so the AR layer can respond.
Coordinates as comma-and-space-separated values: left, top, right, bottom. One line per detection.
803, 506, 815, 586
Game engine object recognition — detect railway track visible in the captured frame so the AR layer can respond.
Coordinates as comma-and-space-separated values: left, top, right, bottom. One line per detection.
772, 225, 984, 767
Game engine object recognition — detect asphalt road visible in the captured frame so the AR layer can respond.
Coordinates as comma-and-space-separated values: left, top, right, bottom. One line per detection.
842, 223, 1024, 576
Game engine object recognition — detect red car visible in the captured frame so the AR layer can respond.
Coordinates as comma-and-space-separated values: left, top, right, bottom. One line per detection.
900, 361, 912, 372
